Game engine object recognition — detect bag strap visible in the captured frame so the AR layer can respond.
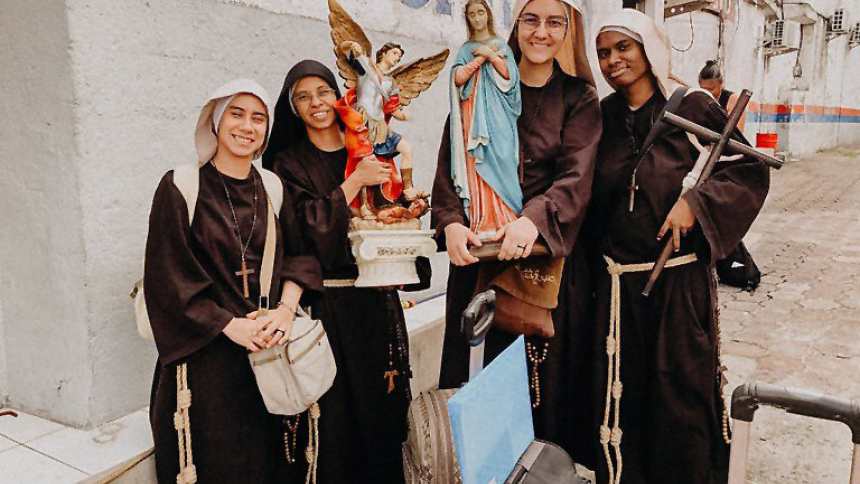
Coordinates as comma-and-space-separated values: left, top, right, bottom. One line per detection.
258, 167, 284, 215
172, 162, 201, 225
172, 163, 282, 225
638, 86, 689, 156
258, 196, 277, 312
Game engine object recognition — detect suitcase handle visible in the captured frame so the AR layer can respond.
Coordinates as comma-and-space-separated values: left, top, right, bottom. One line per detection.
732, 383, 860, 444
461, 289, 495, 347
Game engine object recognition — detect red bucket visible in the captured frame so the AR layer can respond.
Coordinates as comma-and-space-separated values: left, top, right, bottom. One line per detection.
756, 133, 778, 149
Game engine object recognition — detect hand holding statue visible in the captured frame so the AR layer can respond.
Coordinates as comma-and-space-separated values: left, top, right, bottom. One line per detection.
445, 222, 482, 266
493, 217, 539, 260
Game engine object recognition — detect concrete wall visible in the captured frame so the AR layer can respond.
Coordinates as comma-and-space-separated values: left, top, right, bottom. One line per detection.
1, 0, 481, 428
0, 0, 94, 425
666, 0, 860, 155
3, 0, 856, 428
0, 299, 7, 408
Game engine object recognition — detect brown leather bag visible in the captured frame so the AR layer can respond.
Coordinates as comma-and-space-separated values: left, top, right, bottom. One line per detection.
492, 288, 555, 338
470, 243, 564, 339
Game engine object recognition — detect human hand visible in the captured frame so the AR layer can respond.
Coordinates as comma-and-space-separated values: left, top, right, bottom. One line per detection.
657, 198, 696, 252
223, 317, 266, 352
444, 223, 482, 266
351, 155, 391, 187
494, 217, 539, 260
247, 305, 296, 349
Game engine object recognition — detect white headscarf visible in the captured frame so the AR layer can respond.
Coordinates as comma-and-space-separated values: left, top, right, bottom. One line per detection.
510, 0, 595, 86
212, 95, 237, 134
596, 9, 680, 97
194, 79, 274, 164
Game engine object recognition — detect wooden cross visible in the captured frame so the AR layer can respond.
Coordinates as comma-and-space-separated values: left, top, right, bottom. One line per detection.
235, 259, 255, 298
383, 369, 399, 394
628, 175, 639, 212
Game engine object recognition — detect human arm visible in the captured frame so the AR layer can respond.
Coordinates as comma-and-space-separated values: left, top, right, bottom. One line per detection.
430, 117, 481, 265
678, 92, 769, 261
144, 172, 262, 364
519, 81, 602, 259
340, 155, 392, 203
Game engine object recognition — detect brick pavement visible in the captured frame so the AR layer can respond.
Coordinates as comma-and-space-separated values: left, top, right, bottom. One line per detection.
719, 146, 860, 483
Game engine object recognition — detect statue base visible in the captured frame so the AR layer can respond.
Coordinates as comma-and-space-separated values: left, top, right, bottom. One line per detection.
348, 228, 436, 287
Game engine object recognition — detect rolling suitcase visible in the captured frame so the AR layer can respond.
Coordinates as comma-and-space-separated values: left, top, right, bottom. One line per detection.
403, 290, 496, 484
404, 291, 592, 484
728, 383, 860, 484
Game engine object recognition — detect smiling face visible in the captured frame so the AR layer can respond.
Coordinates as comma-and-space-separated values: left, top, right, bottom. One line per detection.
292, 75, 338, 132
596, 30, 651, 92
216, 94, 267, 159
517, 0, 568, 67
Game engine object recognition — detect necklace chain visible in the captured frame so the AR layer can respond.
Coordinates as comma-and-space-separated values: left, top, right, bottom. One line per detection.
210, 160, 259, 262
628, 100, 660, 211
520, 70, 556, 181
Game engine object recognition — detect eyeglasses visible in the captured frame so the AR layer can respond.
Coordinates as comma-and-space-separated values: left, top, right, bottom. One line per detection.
517, 14, 567, 34
292, 87, 338, 106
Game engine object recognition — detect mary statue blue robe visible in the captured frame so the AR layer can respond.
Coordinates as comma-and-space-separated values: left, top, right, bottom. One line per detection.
449, 38, 522, 235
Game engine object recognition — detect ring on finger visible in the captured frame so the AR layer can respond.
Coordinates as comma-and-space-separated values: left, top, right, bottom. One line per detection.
274, 329, 285, 336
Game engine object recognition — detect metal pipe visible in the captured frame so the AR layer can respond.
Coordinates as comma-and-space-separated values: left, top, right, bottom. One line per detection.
727, 420, 752, 484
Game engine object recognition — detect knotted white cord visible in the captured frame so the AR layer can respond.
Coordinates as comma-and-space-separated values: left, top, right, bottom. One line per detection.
175, 363, 197, 484
601, 253, 698, 484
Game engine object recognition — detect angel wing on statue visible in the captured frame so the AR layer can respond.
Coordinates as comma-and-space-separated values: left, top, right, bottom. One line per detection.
328, 0, 449, 222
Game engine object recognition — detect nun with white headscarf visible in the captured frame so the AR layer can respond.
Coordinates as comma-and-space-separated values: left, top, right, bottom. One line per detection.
586, 9, 769, 484
432, 0, 602, 468
145, 79, 322, 484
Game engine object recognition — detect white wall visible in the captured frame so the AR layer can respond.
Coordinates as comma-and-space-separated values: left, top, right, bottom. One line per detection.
0, 0, 469, 428
666, 0, 860, 155
0, 0, 94, 426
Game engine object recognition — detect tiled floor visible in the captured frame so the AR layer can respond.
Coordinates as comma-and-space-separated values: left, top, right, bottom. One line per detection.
0, 299, 444, 484
0, 409, 152, 484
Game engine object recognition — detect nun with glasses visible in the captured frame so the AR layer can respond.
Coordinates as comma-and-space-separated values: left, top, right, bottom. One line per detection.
433, 0, 602, 468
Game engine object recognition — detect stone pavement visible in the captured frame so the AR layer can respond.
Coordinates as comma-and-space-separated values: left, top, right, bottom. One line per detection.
719, 145, 860, 483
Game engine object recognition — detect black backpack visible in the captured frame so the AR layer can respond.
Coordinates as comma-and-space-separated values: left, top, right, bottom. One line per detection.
716, 241, 761, 290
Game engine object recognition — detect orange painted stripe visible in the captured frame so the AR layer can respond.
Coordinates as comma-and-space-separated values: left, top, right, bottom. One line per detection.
747, 104, 860, 116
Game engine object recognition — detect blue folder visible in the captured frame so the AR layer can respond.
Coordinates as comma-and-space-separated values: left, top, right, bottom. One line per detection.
447, 336, 534, 484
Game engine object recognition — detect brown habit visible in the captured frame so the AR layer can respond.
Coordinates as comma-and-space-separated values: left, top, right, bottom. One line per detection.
270, 140, 430, 484
586, 90, 769, 484
145, 163, 323, 484
433, 64, 602, 467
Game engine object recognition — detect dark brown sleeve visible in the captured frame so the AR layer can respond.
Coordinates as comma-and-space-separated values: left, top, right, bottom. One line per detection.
277, 189, 324, 297
430, 117, 468, 249
144, 172, 234, 367
274, 151, 354, 274
680, 92, 770, 261
521, 83, 602, 258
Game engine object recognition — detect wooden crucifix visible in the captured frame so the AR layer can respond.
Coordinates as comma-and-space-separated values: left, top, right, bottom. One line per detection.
641, 89, 783, 296
235, 259, 255, 298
